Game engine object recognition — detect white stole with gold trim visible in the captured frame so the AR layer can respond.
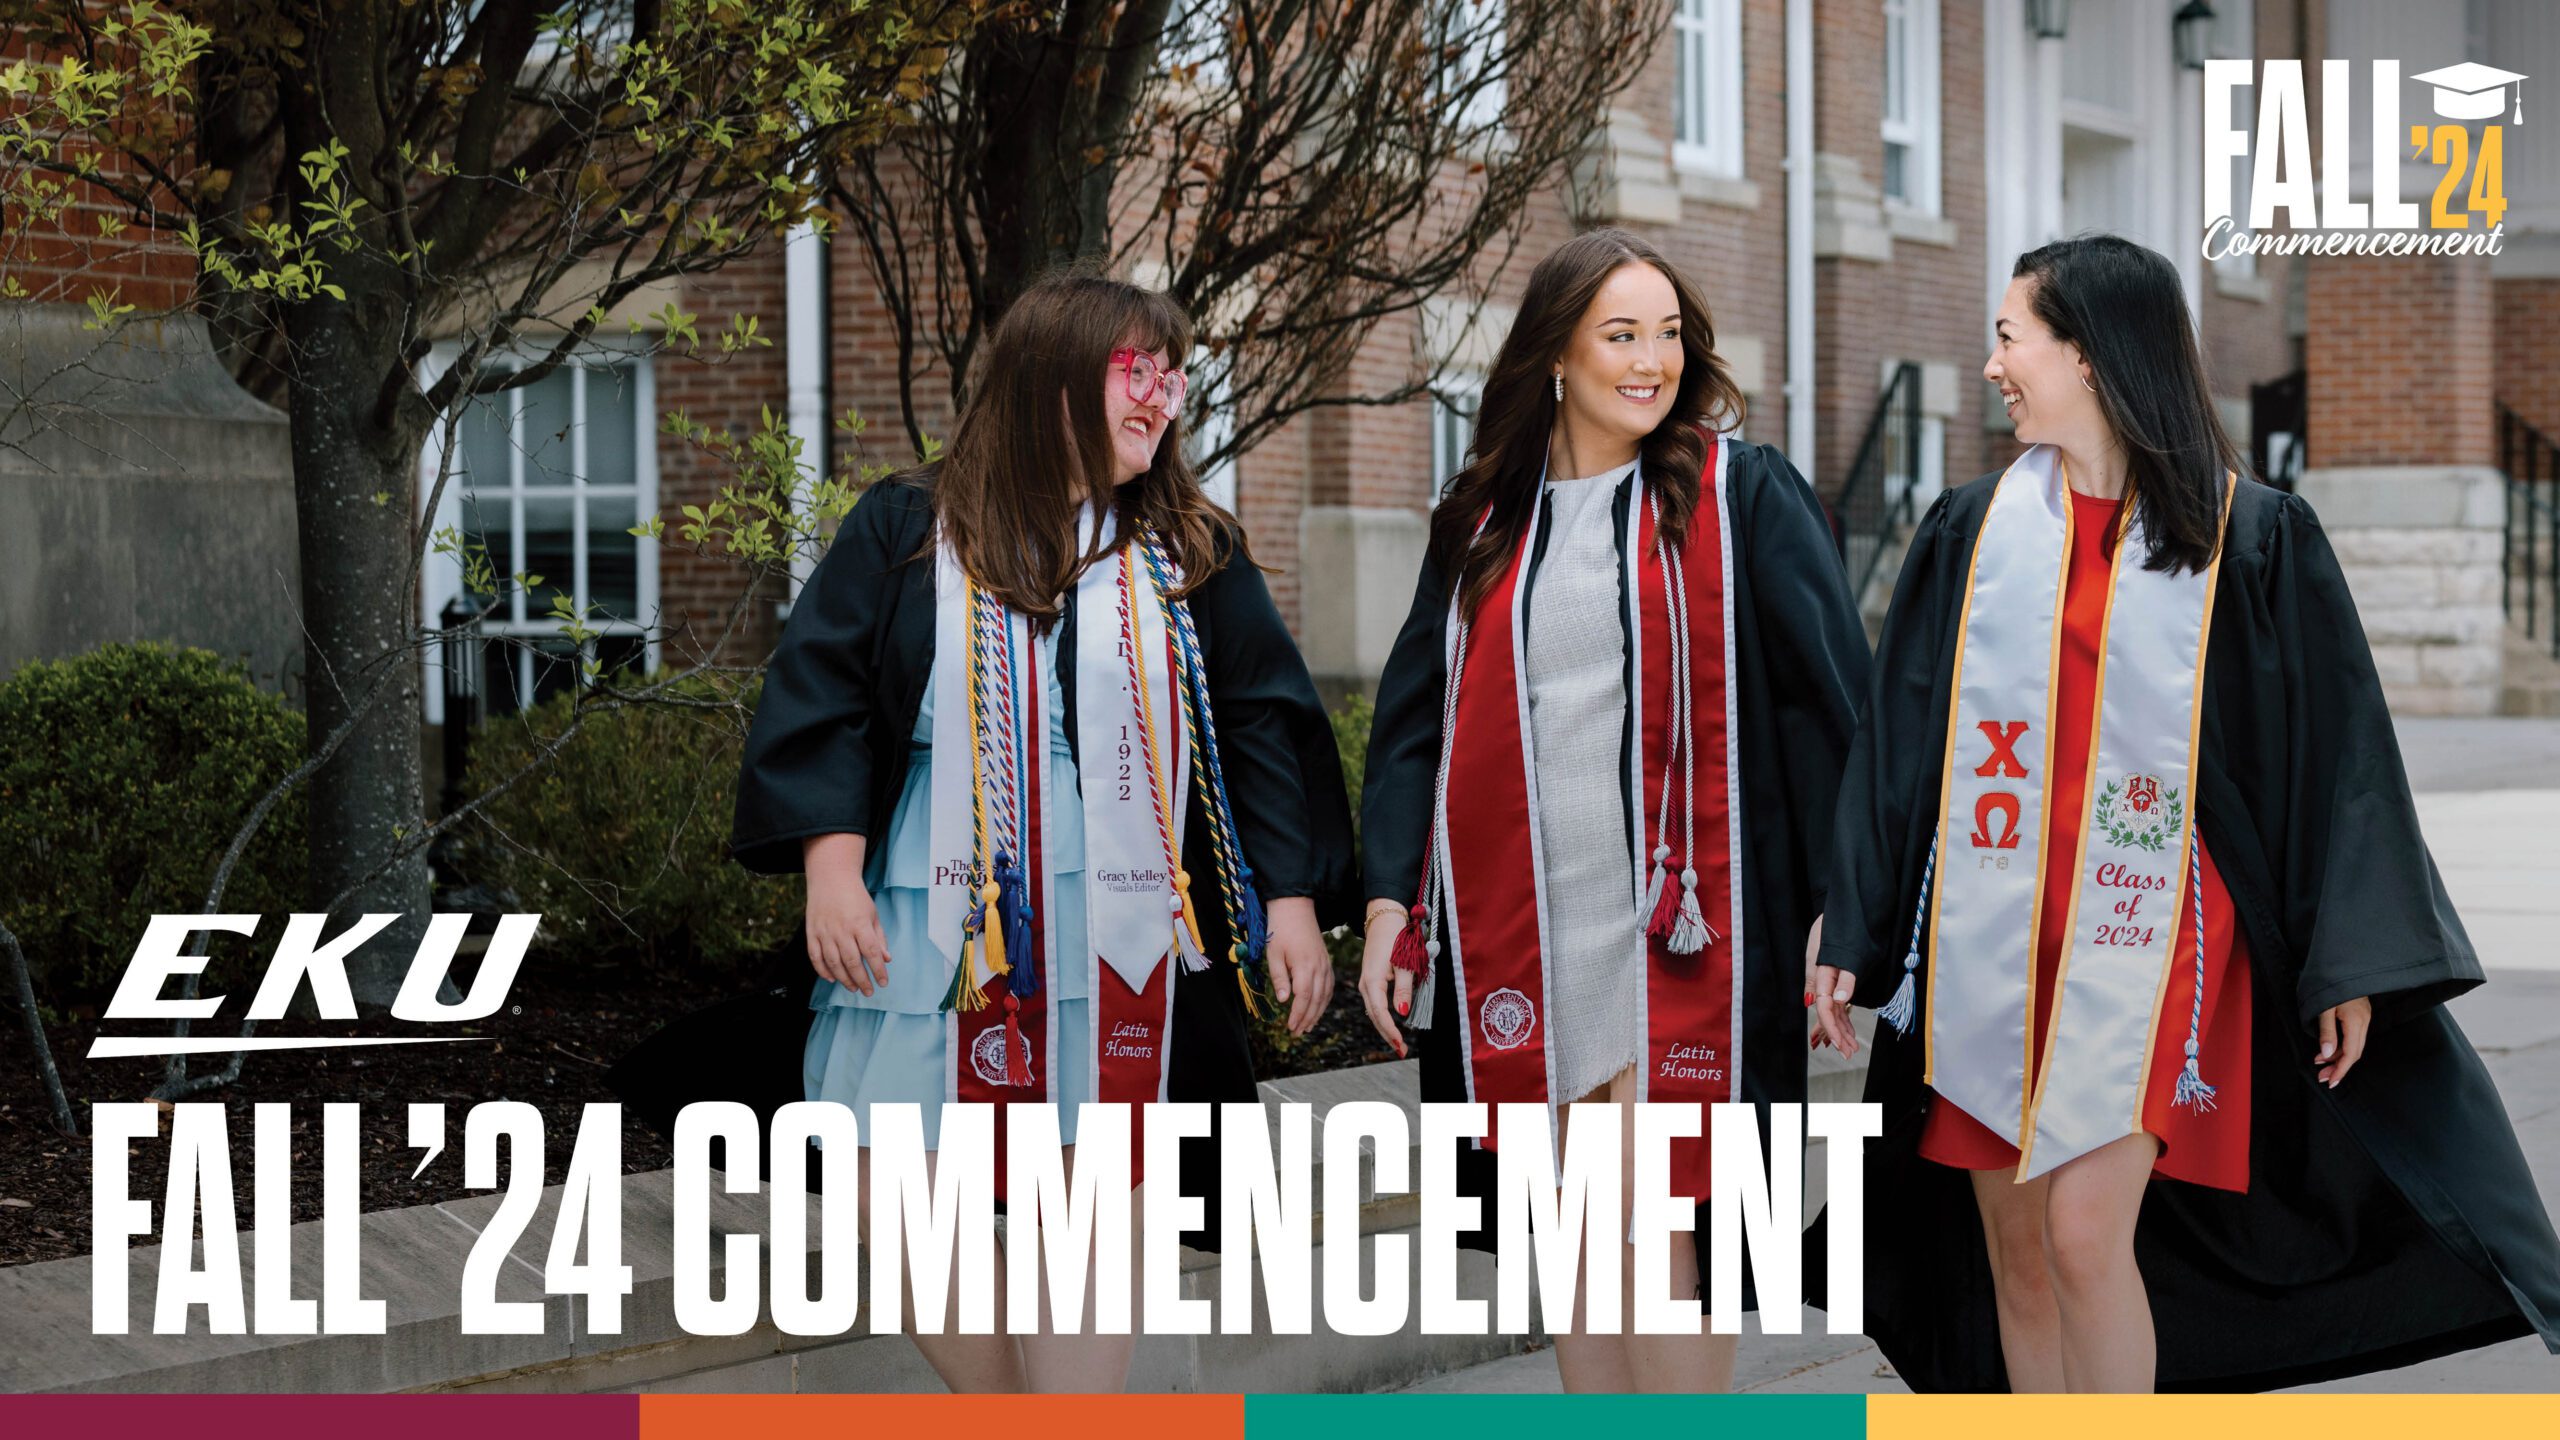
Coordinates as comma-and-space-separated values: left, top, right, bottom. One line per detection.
1916, 444, 2234, 1181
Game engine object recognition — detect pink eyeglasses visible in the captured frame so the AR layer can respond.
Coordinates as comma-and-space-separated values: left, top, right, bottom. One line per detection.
1112, 347, 1188, 416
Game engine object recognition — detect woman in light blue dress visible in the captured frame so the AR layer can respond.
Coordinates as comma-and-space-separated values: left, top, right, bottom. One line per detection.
733, 272, 1356, 1391
801, 639, 1094, 1144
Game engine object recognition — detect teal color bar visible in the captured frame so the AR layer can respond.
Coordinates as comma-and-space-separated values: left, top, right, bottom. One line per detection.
1246, 1394, 1864, 1440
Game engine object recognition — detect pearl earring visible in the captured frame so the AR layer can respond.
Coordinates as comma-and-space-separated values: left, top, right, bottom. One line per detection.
1553, 373, 1564, 401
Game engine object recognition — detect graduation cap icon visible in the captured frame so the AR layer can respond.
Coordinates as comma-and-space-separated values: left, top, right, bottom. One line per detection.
2411, 61, 2525, 125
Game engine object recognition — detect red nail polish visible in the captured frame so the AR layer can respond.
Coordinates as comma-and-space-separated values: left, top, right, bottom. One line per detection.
1804, 991, 1815, 1007
1396, 997, 1409, 1017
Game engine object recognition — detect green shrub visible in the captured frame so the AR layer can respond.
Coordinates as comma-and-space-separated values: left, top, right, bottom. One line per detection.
1331, 690, 1371, 854
460, 674, 793, 973
0, 643, 306, 1003
1253, 692, 1376, 1070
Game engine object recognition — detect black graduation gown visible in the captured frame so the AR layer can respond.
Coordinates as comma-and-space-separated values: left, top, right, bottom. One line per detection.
1362, 442, 1870, 1281
612, 473, 1357, 1247
1817, 471, 2560, 1390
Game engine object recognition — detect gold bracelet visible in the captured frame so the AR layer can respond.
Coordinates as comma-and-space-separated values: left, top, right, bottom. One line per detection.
1364, 900, 1407, 930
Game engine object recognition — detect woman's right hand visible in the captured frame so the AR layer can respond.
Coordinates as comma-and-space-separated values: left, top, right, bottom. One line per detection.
1357, 904, 1416, 1059
804, 833, 891, 996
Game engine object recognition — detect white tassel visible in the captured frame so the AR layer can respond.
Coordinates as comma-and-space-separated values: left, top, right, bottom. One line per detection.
1878, 950, 1919, 1036
2170, 839, 2216, 1110
2172, 1060, 2218, 1112
1668, 868, 1717, 954
1879, 839, 1936, 1037
1410, 939, 1441, 1032
1641, 843, 1671, 917
2171, 1039, 2218, 1112
1171, 895, 1211, 973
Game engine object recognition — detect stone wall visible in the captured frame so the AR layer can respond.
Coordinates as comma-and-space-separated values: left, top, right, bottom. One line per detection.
2293, 466, 2507, 716
0, 306, 299, 691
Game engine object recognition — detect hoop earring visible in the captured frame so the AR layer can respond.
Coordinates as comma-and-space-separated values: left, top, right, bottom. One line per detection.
1554, 373, 1564, 402
2080, 373, 2098, 393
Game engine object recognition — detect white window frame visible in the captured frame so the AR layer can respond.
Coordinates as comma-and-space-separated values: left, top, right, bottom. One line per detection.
1672, 0, 1745, 178
1184, 344, 1238, 513
1159, 0, 1230, 93
1448, 0, 1509, 135
1880, 0, 1942, 216
419, 344, 662, 723
1431, 370, 1486, 493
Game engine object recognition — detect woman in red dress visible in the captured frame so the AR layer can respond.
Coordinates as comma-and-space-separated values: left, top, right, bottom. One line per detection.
1808, 236, 2559, 1397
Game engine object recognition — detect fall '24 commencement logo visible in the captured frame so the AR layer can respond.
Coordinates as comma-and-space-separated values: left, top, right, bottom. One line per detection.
2204, 59, 2523, 261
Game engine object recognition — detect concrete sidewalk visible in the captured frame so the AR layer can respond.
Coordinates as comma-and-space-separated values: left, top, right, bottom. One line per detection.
2401, 717, 2560, 977
1406, 717, 2560, 1395
1401, 967, 2560, 1394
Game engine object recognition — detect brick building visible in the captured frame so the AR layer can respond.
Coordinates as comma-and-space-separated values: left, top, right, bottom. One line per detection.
8, 3, 2557, 721
388, 0, 2560, 724
500, 0, 2344, 709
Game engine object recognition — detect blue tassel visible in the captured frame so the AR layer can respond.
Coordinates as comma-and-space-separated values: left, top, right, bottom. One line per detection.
995, 851, 1038, 999
1239, 877, 1269, 964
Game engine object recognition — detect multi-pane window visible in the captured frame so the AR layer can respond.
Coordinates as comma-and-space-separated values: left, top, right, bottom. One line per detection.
1432, 372, 1486, 493
1673, 0, 1745, 177
435, 356, 659, 717
1881, 0, 1941, 213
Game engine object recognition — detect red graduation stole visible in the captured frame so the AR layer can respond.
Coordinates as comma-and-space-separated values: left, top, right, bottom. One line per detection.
1415, 440, 1741, 1202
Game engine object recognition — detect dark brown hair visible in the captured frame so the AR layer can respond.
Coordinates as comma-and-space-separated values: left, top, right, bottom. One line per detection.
1431, 228, 1747, 621
2013, 235, 2239, 574
928, 267, 1236, 619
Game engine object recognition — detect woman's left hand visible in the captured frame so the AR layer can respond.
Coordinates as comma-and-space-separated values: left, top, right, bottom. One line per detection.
2316, 996, 2372, 1088
1264, 896, 1334, 1036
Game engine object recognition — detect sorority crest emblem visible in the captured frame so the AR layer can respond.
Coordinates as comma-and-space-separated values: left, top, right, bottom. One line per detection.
1479, 987, 1537, 1050
970, 1025, 1035, 1087
2094, 773, 2182, 853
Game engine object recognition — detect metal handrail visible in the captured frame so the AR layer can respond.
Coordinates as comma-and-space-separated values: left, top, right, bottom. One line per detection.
2499, 401, 2560, 662
1831, 362, 1924, 604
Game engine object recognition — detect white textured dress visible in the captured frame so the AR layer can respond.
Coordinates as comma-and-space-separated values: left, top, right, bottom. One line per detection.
1525, 460, 1645, 1103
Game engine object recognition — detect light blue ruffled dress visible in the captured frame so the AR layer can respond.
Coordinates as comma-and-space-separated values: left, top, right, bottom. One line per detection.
803, 627, 1092, 1145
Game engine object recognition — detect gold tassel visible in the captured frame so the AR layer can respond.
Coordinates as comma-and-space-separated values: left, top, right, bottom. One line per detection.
978, 880, 1010, 977
1174, 870, 1206, 954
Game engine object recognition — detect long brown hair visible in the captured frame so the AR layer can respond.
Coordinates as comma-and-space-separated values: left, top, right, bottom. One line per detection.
927, 267, 1236, 619
1431, 228, 1746, 622
2013, 235, 2237, 575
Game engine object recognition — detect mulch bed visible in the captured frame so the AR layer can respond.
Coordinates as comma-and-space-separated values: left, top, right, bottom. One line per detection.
1, 956, 1390, 1267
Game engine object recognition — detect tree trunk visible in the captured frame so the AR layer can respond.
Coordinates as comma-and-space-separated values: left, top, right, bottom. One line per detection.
283, 298, 433, 1008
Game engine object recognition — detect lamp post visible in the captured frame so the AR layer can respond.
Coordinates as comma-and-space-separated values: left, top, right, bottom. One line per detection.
2025, 0, 2070, 41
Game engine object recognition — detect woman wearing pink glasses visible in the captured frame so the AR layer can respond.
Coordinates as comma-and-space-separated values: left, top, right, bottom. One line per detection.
728, 269, 1354, 1390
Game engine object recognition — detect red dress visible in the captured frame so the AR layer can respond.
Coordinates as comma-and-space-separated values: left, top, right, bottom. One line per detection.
1919, 489, 2252, 1192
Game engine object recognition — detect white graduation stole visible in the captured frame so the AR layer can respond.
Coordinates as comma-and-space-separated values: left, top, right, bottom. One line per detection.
1922, 444, 2234, 1180
926, 507, 1187, 1106
1068, 507, 1192, 993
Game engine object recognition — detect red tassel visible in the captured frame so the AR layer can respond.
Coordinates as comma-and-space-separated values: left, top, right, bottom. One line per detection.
1646, 853, 1685, 940
1003, 993, 1031, 1088
1389, 903, 1430, 977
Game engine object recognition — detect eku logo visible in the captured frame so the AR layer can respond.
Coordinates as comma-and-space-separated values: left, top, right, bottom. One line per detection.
90, 913, 538, 1059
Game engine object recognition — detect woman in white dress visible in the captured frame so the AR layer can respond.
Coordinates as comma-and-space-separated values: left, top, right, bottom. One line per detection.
1358, 228, 1868, 1391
